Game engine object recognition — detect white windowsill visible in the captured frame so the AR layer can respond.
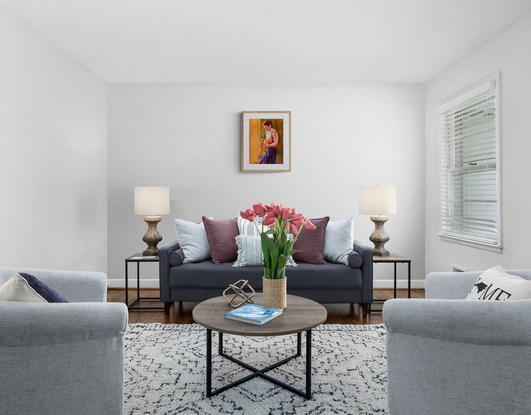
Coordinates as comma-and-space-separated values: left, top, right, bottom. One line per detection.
439, 234, 503, 254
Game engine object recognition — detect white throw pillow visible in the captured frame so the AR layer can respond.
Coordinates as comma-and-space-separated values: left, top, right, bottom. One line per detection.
466, 265, 531, 301
233, 235, 297, 268
323, 216, 354, 265
0, 273, 47, 302
174, 218, 211, 263
237, 214, 270, 237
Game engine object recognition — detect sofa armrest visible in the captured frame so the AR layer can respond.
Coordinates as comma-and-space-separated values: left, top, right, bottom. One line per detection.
0, 267, 107, 302
353, 240, 373, 304
159, 240, 181, 302
383, 298, 531, 345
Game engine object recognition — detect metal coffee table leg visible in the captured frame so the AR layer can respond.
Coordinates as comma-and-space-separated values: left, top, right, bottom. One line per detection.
205, 329, 313, 399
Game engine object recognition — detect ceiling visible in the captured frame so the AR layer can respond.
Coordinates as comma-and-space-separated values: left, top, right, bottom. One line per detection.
2, 0, 531, 83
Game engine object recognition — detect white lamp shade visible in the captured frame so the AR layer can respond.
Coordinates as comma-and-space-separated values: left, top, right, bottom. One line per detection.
134, 186, 170, 216
359, 184, 397, 215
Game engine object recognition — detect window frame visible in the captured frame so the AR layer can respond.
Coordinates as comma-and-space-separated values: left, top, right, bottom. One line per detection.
437, 73, 502, 252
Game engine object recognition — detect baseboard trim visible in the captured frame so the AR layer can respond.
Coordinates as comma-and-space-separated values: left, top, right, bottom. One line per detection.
373, 279, 425, 289
108, 279, 160, 289
108, 279, 425, 290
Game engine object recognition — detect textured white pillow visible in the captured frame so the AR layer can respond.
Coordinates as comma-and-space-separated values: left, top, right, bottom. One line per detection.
233, 235, 297, 268
0, 273, 47, 302
174, 218, 211, 263
323, 216, 354, 265
237, 215, 269, 237
466, 265, 531, 301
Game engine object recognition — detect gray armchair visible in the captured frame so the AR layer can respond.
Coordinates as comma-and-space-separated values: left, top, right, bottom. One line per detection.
383, 269, 531, 415
0, 267, 128, 415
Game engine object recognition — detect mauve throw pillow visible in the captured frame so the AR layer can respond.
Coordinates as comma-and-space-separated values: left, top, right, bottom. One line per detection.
202, 217, 239, 264
293, 217, 330, 264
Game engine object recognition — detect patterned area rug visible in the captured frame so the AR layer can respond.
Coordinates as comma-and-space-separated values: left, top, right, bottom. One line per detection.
124, 324, 388, 414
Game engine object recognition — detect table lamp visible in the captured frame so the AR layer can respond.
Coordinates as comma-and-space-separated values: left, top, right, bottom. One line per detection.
134, 185, 170, 256
359, 184, 397, 256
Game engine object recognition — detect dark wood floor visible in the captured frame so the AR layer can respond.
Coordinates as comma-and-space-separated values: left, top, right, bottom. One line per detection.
108, 288, 425, 325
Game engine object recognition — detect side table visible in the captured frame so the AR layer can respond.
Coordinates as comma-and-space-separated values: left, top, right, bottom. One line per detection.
125, 253, 164, 311
371, 254, 411, 313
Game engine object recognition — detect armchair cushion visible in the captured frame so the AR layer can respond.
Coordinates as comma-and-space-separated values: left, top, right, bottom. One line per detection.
466, 265, 531, 301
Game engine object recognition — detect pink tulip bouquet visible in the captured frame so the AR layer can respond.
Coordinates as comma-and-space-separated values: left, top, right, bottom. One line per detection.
240, 202, 316, 280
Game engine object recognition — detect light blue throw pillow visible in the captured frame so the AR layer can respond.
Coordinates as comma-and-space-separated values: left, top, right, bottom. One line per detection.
174, 218, 211, 263
323, 216, 354, 265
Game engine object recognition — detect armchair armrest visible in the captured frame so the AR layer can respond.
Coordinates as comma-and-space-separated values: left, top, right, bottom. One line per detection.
159, 240, 181, 302
0, 302, 128, 346
0, 267, 107, 302
0, 302, 127, 415
383, 299, 531, 415
383, 298, 531, 345
353, 240, 373, 304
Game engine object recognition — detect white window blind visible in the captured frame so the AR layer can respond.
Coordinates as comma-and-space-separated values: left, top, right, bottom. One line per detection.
438, 74, 501, 249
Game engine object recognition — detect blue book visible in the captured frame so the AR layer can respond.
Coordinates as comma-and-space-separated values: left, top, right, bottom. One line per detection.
224, 303, 283, 325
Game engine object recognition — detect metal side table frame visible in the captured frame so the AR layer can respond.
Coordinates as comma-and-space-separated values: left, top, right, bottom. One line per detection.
125, 254, 164, 311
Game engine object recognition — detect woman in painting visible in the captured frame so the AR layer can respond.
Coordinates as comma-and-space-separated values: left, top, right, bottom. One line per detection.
261, 120, 279, 164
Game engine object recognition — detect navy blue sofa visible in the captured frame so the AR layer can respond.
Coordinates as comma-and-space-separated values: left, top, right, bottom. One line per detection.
159, 240, 373, 317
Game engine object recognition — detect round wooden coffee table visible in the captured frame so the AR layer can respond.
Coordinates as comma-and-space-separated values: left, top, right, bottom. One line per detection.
193, 294, 327, 399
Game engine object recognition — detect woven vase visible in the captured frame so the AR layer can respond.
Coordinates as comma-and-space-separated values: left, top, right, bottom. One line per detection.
262, 276, 287, 310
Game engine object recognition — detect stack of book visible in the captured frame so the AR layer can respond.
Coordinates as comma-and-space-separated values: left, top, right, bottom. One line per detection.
225, 303, 283, 325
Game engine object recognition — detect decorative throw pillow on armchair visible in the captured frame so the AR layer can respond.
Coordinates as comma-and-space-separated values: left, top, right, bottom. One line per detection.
0, 273, 68, 303
466, 265, 531, 301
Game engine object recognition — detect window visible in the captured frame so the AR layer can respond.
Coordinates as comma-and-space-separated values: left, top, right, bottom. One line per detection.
438, 73, 501, 251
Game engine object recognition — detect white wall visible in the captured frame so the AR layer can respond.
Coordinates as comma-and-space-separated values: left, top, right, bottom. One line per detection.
108, 83, 425, 287
425, 11, 531, 273
0, 6, 108, 272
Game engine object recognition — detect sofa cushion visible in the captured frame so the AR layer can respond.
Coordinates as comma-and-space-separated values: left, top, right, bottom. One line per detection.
466, 265, 531, 301
174, 218, 211, 263
202, 217, 239, 264
323, 216, 354, 265
293, 217, 330, 264
0, 273, 68, 303
169, 261, 361, 290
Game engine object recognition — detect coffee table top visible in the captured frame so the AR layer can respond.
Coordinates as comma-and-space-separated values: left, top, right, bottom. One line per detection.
193, 294, 327, 336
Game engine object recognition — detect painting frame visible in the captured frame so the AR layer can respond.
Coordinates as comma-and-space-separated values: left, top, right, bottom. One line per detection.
241, 111, 291, 172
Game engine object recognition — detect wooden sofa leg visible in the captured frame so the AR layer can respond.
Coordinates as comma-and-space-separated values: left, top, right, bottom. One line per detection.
164, 302, 171, 315
362, 303, 369, 318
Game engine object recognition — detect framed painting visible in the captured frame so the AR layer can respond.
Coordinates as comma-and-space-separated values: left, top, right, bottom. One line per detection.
241, 111, 291, 172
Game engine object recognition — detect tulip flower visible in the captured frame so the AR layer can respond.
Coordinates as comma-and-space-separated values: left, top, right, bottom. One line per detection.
253, 203, 267, 217
239, 209, 256, 222
240, 202, 316, 280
